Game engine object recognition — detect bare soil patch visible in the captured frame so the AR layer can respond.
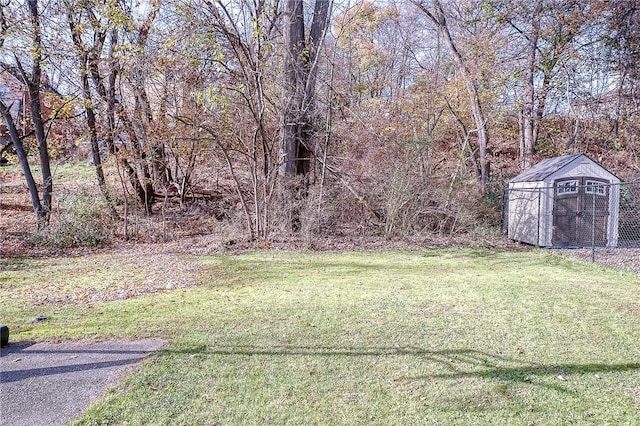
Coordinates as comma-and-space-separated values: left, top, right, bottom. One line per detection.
2, 248, 205, 305
558, 247, 640, 276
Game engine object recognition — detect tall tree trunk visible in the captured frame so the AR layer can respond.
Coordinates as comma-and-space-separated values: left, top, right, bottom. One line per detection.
132, 1, 164, 210
279, 0, 332, 229
521, 0, 543, 170
1, 0, 54, 229
534, 71, 552, 143
82, 57, 110, 201
280, 0, 332, 185
280, 0, 306, 182
67, 9, 111, 204
25, 0, 52, 226
0, 99, 45, 228
87, 28, 151, 212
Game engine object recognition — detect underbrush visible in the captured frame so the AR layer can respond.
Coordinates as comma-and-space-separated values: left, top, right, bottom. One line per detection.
31, 191, 114, 248
4, 160, 505, 252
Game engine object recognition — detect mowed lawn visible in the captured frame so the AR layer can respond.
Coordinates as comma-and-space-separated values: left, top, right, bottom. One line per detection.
2, 249, 640, 424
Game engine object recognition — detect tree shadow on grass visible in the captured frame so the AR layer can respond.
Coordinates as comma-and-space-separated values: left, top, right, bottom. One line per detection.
203, 250, 564, 285
160, 344, 640, 393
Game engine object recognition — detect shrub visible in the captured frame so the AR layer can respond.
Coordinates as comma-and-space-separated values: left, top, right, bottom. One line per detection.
32, 192, 113, 248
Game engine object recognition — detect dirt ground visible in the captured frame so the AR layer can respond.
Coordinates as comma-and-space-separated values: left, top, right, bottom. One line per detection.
560, 247, 640, 276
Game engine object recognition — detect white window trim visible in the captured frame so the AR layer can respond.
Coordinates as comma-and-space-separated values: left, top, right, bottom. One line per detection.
556, 180, 579, 195
585, 180, 606, 195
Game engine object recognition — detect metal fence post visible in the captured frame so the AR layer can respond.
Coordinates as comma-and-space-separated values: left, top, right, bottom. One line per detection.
537, 187, 541, 247
591, 188, 596, 262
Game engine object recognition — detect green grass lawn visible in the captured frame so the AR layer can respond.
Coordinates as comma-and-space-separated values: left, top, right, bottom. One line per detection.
2, 249, 639, 424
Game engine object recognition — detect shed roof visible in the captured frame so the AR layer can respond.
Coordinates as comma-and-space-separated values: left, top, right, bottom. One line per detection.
510, 154, 617, 183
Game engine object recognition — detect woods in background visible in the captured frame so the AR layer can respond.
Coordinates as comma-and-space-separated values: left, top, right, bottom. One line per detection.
1, 0, 639, 241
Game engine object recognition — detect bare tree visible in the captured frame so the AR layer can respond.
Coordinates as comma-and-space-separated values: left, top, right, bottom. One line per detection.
199, 0, 283, 239
0, 0, 53, 228
521, 0, 544, 170
411, 0, 490, 193
606, 1, 640, 137
65, 0, 111, 204
65, 0, 163, 215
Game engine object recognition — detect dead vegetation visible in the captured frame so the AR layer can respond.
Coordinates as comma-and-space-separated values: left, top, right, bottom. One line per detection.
2, 148, 639, 281
0, 157, 519, 259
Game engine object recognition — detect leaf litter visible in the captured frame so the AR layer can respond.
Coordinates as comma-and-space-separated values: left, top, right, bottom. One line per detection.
1, 247, 204, 306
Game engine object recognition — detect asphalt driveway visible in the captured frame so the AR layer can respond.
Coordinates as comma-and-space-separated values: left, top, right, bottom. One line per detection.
0, 339, 166, 426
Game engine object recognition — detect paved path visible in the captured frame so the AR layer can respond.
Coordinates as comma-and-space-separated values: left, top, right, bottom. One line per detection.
0, 339, 166, 426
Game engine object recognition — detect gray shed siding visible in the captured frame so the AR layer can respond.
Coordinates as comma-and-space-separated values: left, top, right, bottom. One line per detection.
508, 154, 620, 247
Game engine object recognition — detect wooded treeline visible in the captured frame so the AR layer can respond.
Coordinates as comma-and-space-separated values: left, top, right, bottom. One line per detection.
1, 0, 640, 241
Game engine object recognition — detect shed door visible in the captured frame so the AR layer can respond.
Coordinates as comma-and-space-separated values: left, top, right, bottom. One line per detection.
552, 177, 609, 247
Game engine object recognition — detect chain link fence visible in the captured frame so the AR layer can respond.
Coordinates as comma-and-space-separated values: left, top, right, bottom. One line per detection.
502, 181, 640, 275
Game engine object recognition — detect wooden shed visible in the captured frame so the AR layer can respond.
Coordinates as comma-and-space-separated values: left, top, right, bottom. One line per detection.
507, 154, 620, 247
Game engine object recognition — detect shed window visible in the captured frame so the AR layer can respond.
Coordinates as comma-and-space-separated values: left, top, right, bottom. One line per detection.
585, 180, 606, 195
556, 180, 578, 195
